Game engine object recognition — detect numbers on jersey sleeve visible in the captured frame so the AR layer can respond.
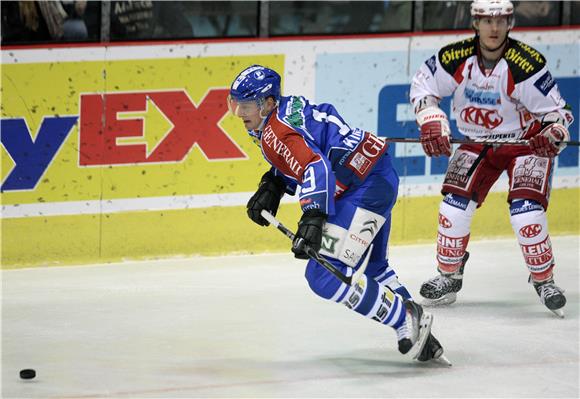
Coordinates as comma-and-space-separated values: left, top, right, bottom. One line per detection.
312, 109, 351, 136
301, 166, 317, 194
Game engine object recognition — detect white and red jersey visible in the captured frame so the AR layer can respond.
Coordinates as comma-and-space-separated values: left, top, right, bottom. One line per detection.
410, 36, 573, 139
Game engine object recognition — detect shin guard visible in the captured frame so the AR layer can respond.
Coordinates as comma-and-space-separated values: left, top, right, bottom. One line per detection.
510, 199, 554, 282
340, 274, 405, 328
436, 194, 477, 274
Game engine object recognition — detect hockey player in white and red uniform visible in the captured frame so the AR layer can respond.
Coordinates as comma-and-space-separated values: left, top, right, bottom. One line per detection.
228, 64, 448, 362
409, 0, 573, 317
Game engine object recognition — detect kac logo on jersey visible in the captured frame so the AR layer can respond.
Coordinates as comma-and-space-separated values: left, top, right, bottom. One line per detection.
460, 107, 503, 129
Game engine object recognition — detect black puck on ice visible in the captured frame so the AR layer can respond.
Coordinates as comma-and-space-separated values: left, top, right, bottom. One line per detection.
19, 369, 36, 380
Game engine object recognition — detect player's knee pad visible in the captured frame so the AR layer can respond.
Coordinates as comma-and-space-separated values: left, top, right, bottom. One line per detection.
437, 194, 476, 271
320, 207, 386, 268
304, 259, 345, 300
510, 199, 554, 276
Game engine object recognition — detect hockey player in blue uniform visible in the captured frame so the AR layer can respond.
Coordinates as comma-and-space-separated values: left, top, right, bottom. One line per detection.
228, 64, 446, 363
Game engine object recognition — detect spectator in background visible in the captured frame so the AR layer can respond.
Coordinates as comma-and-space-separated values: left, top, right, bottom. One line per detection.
1, 1, 93, 45
110, 0, 155, 39
423, 1, 472, 30
1, 1, 53, 43
514, 1, 560, 27
35, 0, 68, 40
423, 0, 562, 31
61, 0, 89, 40
110, 1, 191, 41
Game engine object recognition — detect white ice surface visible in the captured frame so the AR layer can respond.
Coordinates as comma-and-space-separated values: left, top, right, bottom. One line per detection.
2, 236, 579, 398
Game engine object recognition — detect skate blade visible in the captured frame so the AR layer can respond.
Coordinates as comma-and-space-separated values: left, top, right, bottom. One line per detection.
409, 312, 433, 360
433, 353, 452, 367
550, 308, 565, 318
421, 293, 457, 307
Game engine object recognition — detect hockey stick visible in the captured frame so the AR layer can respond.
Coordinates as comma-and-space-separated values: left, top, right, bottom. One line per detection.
260, 210, 370, 286
383, 137, 580, 146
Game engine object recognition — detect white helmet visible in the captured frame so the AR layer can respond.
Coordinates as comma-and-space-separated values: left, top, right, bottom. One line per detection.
470, 0, 514, 17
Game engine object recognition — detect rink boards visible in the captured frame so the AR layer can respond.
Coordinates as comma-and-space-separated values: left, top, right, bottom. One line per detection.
1, 29, 579, 267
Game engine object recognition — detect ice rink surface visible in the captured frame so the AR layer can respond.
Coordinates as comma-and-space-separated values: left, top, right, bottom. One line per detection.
2, 236, 579, 398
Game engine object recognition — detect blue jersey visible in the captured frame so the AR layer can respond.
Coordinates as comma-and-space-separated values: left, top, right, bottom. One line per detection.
254, 95, 388, 216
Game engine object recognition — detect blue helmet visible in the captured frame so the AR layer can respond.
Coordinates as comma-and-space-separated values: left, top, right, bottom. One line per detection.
229, 65, 281, 103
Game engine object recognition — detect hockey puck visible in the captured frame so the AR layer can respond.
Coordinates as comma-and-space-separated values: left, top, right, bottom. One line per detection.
19, 369, 36, 380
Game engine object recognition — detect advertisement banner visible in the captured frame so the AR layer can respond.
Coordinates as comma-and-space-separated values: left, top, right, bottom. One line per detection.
1, 29, 578, 267
2, 55, 284, 206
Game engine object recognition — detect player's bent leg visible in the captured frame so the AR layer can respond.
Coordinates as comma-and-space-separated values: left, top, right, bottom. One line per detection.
306, 260, 406, 328
366, 226, 413, 301
339, 274, 435, 359
317, 205, 414, 301
358, 215, 412, 299
509, 199, 566, 316
420, 194, 475, 306
305, 260, 443, 361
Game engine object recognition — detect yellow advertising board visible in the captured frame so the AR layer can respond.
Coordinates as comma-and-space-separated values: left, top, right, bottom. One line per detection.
2, 56, 287, 202
2, 54, 300, 267
1, 35, 577, 269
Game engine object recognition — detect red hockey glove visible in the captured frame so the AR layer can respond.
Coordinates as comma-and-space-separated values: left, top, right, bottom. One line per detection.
528, 123, 570, 158
416, 106, 452, 157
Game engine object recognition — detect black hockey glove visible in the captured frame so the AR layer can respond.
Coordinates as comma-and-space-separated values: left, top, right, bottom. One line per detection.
292, 210, 327, 259
246, 171, 286, 226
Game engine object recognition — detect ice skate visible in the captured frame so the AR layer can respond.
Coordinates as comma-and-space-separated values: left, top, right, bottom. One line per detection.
532, 277, 566, 318
396, 300, 433, 360
417, 333, 452, 366
420, 252, 470, 306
